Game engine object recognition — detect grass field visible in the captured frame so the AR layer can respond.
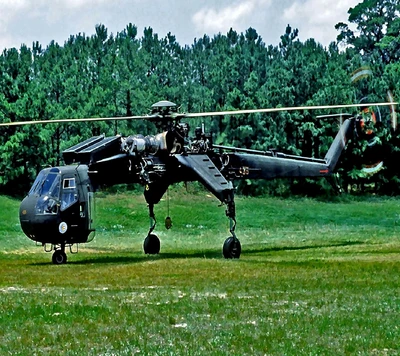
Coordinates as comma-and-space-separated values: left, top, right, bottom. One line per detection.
0, 188, 399, 355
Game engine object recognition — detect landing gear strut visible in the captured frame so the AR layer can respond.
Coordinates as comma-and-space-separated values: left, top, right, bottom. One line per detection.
143, 203, 160, 255
222, 196, 241, 259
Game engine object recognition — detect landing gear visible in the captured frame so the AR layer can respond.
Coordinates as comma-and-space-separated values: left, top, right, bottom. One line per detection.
143, 203, 161, 255
47, 243, 76, 264
143, 233, 161, 255
142, 182, 242, 259
143, 181, 175, 256
222, 194, 241, 259
223, 236, 241, 259
52, 247, 67, 265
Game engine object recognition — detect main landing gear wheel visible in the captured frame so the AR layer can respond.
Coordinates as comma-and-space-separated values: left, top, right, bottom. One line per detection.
143, 234, 161, 255
52, 250, 67, 265
223, 236, 241, 259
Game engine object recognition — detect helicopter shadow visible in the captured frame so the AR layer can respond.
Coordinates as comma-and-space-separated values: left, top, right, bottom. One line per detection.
67, 249, 224, 265
29, 248, 224, 266
29, 240, 365, 266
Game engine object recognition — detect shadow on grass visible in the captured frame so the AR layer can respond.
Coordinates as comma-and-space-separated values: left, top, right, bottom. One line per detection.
29, 240, 365, 266
243, 240, 365, 255
29, 249, 223, 266
69, 250, 224, 265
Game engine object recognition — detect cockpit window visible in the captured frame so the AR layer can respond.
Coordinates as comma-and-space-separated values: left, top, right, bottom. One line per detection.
29, 171, 61, 199
29, 171, 46, 196
63, 178, 76, 189
31, 171, 61, 215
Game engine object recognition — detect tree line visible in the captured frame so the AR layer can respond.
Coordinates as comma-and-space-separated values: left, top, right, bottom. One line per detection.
0, 0, 399, 197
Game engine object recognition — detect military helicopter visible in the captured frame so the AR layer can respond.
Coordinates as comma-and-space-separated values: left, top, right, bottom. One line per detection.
0, 100, 396, 264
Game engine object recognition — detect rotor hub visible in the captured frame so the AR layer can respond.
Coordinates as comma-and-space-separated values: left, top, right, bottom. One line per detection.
151, 101, 178, 116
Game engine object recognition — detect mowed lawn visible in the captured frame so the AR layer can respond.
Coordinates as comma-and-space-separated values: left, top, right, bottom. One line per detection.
0, 189, 399, 355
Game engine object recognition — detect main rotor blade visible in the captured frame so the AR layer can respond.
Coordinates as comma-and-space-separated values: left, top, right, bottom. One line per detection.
316, 113, 353, 119
0, 102, 397, 127
184, 102, 398, 118
0, 114, 153, 127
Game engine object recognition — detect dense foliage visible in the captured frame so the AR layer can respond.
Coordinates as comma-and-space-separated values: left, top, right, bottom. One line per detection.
0, 0, 399, 197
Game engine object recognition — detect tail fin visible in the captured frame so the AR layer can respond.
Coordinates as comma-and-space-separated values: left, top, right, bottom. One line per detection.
324, 118, 355, 172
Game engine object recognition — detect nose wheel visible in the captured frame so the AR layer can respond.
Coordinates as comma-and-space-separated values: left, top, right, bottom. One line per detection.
52, 249, 67, 265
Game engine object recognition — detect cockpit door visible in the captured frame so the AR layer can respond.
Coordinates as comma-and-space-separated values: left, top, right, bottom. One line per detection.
87, 191, 95, 231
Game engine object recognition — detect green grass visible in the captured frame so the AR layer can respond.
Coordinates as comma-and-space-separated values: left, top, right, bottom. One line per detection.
0, 189, 399, 355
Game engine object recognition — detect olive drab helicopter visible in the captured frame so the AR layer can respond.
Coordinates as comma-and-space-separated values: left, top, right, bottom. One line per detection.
0, 100, 397, 264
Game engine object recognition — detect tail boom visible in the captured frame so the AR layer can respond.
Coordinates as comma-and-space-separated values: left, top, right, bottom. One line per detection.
219, 118, 355, 181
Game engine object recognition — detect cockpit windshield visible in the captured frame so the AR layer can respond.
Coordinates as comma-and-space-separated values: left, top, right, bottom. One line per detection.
29, 170, 61, 199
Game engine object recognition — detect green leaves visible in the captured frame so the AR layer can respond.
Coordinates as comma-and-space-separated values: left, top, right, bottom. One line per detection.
336, 0, 400, 63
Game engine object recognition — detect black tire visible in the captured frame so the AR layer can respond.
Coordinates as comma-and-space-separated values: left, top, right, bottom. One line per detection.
223, 236, 241, 259
143, 234, 161, 255
52, 250, 67, 265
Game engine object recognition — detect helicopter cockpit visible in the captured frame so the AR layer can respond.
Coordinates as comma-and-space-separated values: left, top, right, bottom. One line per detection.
28, 167, 78, 215
20, 165, 94, 253
18, 164, 95, 263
